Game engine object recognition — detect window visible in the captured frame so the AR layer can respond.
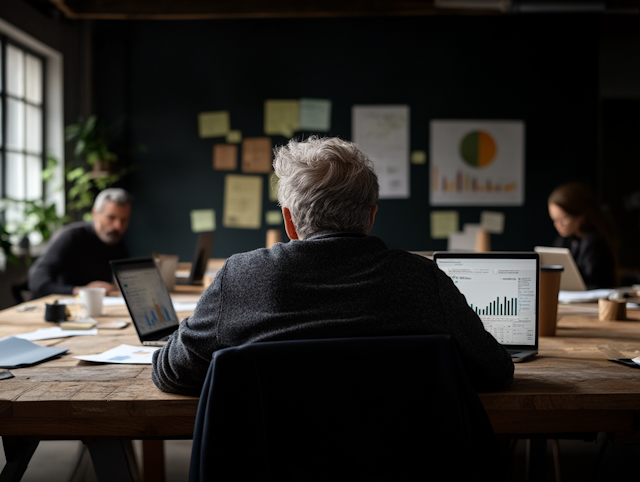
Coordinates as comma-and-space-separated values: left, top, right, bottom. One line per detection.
1, 38, 46, 227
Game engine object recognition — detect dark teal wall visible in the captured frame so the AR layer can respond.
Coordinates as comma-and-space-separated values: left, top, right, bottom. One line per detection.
94, 15, 599, 260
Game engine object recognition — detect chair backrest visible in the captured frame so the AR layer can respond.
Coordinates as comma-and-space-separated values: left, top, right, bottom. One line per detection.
189, 335, 500, 482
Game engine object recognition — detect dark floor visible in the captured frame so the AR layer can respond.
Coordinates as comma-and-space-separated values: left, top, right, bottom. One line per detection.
1, 435, 639, 481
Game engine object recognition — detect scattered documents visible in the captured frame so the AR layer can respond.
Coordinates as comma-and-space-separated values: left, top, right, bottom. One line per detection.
11, 327, 98, 341
223, 174, 263, 229
480, 211, 505, 234
242, 137, 272, 173
191, 209, 216, 233
75, 344, 159, 365
558, 289, 616, 304
430, 211, 459, 239
265, 210, 283, 225
0, 337, 68, 368
299, 98, 331, 132
173, 302, 198, 311
352, 105, 410, 199
264, 100, 299, 138
213, 144, 238, 170
198, 111, 230, 138
226, 130, 242, 144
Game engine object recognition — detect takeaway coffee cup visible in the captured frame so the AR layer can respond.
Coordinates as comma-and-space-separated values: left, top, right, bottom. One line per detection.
539, 265, 564, 336
155, 254, 179, 292
79, 287, 106, 318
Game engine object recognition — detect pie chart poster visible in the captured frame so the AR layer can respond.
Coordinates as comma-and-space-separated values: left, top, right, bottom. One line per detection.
430, 120, 525, 206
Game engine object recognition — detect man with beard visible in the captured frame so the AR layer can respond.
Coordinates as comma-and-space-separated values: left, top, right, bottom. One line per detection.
29, 188, 132, 298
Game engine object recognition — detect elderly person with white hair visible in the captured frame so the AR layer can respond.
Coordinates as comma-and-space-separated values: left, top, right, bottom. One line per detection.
29, 188, 132, 298
152, 137, 513, 396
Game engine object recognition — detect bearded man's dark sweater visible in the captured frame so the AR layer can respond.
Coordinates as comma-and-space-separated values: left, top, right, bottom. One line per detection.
28, 222, 129, 298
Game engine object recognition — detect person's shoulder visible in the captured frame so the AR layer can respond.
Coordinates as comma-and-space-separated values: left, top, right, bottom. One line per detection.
48, 221, 92, 244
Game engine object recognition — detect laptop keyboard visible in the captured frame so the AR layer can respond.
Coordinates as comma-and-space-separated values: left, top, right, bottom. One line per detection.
507, 350, 521, 356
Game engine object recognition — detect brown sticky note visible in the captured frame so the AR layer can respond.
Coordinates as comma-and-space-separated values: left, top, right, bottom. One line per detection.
213, 144, 238, 171
242, 137, 272, 173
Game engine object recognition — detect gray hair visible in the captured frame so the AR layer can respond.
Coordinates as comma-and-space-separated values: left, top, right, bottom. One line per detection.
93, 188, 133, 212
273, 136, 379, 238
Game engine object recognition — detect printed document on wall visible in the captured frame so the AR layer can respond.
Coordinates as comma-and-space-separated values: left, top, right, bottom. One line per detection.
430, 120, 525, 206
352, 105, 410, 199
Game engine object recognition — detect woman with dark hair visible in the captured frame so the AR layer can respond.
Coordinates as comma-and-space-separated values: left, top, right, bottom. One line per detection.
548, 182, 616, 289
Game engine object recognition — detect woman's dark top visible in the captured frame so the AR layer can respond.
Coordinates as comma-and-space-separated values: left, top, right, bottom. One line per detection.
553, 232, 616, 289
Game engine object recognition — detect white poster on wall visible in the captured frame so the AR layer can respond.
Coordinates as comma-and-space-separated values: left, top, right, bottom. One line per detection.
352, 105, 410, 199
430, 120, 525, 206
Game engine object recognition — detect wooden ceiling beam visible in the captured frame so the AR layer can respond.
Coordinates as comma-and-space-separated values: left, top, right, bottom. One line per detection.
46, 0, 498, 19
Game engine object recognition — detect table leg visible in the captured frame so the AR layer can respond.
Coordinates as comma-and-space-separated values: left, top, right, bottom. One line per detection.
0, 437, 39, 482
142, 440, 165, 482
85, 440, 134, 482
526, 439, 548, 482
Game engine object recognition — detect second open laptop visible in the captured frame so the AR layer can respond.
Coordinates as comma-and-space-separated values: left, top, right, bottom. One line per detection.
534, 246, 586, 291
110, 257, 180, 346
433, 251, 539, 363
176, 231, 216, 286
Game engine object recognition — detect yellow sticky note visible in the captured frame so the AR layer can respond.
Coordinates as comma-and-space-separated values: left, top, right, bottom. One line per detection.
198, 111, 230, 138
430, 211, 459, 239
226, 130, 242, 143
191, 209, 216, 233
265, 210, 283, 225
264, 100, 299, 138
269, 171, 279, 202
411, 150, 427, 165
223, 175, 263, 229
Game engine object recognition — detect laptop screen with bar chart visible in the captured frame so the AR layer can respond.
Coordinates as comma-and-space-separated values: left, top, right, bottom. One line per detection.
433, 252, 539, 362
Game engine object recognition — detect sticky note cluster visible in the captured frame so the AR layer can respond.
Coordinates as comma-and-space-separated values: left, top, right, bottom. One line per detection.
264, 98, 332, 138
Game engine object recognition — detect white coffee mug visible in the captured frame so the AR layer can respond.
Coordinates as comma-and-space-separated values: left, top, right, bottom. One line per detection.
79, 287, 106, 317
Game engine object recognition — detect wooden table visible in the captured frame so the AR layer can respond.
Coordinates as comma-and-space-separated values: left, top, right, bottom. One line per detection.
2, 298, 640, 481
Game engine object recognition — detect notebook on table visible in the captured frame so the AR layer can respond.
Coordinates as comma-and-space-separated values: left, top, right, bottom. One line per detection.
111, 257, 180, 346
433, 251, 539, 363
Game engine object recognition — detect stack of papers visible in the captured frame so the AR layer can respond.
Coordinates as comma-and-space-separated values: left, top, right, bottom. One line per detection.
9, 327, 98, 341
558, 289, 616, 304
0, 337, 68, 368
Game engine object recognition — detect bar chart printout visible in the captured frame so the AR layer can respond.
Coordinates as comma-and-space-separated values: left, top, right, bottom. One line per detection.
435, 257, 536, 346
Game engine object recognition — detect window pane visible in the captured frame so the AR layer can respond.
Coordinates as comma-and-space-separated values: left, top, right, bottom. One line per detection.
7, 44, 25, 98
7, 98, 25, 150
25, 54, 43, 105
26, 155, 42, 201
6, 152, 25, 200
25, 104, 42, 154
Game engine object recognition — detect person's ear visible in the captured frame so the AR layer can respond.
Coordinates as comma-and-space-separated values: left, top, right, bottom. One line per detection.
367, 205, 378, 234
282, 207, 299, 240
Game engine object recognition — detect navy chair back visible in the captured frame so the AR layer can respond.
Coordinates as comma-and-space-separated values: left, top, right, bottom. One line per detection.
189, 335, 501, 481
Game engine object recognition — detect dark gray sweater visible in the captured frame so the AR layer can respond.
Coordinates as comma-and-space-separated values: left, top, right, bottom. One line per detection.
152, 232, 514, 395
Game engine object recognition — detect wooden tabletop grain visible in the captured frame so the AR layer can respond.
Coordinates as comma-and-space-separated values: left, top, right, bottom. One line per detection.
1, 296, 640, 439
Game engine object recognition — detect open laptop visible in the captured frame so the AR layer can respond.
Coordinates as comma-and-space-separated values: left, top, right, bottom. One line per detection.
534, 246, 586, 291
433, 251, 539, 363
110, 257, 180, 346
176, 231, 216, 286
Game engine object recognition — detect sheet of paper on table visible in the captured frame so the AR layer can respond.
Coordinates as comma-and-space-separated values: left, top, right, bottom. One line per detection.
7, 327, 98, 341
75, 344, 160, 365
558, 289, 616, 303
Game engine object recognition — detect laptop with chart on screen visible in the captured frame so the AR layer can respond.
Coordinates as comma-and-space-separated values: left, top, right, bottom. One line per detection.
433, 251, 539, 362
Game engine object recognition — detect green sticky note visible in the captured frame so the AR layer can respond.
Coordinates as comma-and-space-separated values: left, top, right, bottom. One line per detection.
430, 211, 459, 239
411, 150, 427, 165
265, 210, 283, 225
190, 209, 216, 233
264, 100, 299, 138
226, 130, 242, 143
198, 111, 230, 138
269, 171, 279, 202
299, 98, 331, 132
